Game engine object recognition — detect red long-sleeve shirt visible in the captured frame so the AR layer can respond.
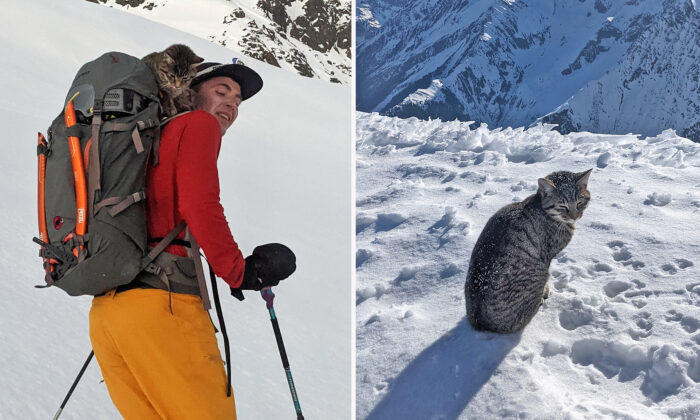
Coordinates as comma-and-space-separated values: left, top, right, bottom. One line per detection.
146, 110, 245, 288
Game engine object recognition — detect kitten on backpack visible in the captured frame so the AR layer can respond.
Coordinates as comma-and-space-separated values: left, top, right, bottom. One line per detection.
465, 169, 592, 334
142, 44, 204, 118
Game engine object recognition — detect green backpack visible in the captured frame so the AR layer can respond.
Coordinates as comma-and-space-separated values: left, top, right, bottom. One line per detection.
35, 51, 210, 306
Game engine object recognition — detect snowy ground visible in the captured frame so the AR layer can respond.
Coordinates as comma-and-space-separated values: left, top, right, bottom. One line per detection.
356, 112, 700, 419
0, 1, 350, 419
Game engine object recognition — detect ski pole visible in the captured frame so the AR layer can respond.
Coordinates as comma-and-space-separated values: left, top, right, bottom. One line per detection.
53, 350, 94, 420
260, 289, 304, 420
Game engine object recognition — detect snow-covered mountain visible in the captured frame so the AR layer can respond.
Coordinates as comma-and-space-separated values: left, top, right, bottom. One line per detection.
90, 0, 351, 83
0, 0, 350, 418
357, 0, 699, 141
356, 112, 700, 419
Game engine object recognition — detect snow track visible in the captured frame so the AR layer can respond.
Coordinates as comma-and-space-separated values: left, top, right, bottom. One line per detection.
356, 112, 700, 419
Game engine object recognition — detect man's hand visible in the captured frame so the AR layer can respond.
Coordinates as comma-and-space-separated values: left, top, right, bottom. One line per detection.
230, 243, 296, 300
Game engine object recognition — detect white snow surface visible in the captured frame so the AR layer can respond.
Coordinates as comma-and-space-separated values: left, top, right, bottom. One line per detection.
356, 112, 700, 419
0, 1, 350, 419
95, 0, 351, 84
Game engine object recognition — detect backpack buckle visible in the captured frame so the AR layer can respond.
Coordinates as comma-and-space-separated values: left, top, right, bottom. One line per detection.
144, 262, 162, 276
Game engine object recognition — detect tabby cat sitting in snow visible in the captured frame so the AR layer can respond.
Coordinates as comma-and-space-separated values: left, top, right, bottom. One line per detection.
465, 169, 592, 334
142, 44, 204, 118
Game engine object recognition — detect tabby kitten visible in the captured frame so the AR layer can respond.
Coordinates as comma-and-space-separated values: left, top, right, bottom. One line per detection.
465, 169, 592, 334
142, 44, 204, 118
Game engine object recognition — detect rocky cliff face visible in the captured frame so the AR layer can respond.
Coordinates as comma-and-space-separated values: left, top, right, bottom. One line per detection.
358, 0, 699, 141
88, 0, 350, 83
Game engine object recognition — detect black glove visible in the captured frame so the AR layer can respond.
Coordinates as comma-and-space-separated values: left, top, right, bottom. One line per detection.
230, 243, 296, 301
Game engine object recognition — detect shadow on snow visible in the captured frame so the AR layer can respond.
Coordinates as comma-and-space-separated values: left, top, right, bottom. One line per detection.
366, 318, 521, 420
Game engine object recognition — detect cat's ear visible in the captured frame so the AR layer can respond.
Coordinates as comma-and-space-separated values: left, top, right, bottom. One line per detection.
192, 54, 204, 64
538, 178, 556, 195
576, 169, 593, 189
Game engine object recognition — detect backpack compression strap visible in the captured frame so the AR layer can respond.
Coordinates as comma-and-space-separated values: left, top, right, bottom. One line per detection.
185, 227, 212, 311
87, 100, 103, 219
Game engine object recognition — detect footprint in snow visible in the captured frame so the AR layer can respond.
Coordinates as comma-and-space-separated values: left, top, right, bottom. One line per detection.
393, 266, 419, 284
428, 207, 469, 248
558, 298, 596, 331
629, 312, 653, 341
676, 259, 694, 269
596, 152, 611, 168
591, 262, 613, 273
441, 171, 456, 183
439, 263, 460, 279
357, 213, 377, 234
603, 280, 632, 298
375, 213, 407, 232
685, 282, 700, 296
356, 248, 373, 268
660, 259, 693, 275
664, 310, 699, 334
357, 285, 386, 305
662, 264, 678, 275
607, 241, 645, 270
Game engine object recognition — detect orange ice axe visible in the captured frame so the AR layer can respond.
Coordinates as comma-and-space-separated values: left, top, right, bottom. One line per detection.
64, 93, 88, 238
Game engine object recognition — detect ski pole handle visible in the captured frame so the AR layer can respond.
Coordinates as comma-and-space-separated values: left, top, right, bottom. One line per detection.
261, 287, 275, 309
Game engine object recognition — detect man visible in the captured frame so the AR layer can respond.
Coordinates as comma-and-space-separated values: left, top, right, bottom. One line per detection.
89, 60, 296, 419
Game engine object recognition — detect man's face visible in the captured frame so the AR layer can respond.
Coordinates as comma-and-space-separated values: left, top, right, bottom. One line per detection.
193, 76, 242, 135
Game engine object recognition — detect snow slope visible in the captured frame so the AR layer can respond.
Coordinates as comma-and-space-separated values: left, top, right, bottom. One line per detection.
92, 0, 352, 83
356, 112, 700, 419
0, 1, 350, 418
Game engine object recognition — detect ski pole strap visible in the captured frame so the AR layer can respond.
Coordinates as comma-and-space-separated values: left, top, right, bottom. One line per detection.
54, 350, 94, 420
208, 262, 232, 398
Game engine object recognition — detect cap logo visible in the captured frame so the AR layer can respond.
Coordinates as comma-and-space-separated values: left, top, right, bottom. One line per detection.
195, 64, 225, 78
195, 58, 247, 79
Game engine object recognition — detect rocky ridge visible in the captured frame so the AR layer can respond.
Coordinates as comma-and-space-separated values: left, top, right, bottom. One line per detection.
89, 0, 351, 83
357, 0, 699, 141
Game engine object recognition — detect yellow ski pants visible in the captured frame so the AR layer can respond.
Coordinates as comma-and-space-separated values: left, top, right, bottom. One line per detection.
89, 288, 236, 419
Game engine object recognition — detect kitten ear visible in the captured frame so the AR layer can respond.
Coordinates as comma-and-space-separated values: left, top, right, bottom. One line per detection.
576, 169, 593, 188
538, 178, 556, 194
192, 54, 204, 64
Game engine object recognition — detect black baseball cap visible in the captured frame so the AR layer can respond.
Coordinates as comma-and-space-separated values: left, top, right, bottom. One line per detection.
191, 59, 263, 101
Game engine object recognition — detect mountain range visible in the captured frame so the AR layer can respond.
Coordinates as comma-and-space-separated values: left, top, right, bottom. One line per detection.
357, 0, 699, 141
